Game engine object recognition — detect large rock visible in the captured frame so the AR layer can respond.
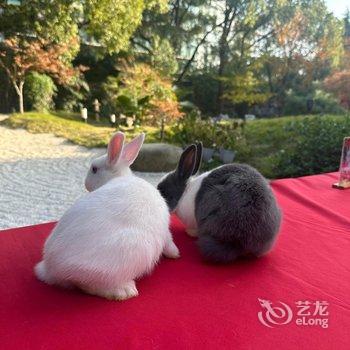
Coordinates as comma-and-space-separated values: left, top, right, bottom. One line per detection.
131, 143, 183, 172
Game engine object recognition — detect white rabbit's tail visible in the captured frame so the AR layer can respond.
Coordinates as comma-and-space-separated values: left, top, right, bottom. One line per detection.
35, 260, 74, 289
34, 261, 49, 282
34, 260, 58, 285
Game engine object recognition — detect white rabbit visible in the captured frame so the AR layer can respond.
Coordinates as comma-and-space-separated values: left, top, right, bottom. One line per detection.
35, 132, 179, 301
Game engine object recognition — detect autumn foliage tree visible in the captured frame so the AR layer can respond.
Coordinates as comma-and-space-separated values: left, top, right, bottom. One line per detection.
324, 13, 350, 111
104, 63, 182, 125
0, 37, 79, 113
324, 71, 350, 111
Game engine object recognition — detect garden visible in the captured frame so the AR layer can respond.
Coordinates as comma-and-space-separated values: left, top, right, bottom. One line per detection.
2, 111, 350, 179
1, 0, 350, 180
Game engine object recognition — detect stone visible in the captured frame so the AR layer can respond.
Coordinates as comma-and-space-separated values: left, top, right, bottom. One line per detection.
244, 114, 256, 121
131, 143, 183, 172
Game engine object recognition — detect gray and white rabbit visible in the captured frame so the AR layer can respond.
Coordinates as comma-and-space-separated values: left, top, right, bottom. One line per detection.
157, 143, 281, 263
35, 132, 179, 301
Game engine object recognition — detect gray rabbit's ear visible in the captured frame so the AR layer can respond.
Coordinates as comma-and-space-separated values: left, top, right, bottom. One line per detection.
192, 142, 203, 175
176, 144, 197, 180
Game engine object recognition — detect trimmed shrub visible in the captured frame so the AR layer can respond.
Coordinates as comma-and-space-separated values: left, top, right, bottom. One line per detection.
283, 89, 346, 116
172, 113, 244, 149
25, 72, 56, 112
272, 115, 350, 178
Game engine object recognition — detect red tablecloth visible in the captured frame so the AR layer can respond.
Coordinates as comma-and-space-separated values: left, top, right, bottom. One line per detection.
0, 172, 349, 350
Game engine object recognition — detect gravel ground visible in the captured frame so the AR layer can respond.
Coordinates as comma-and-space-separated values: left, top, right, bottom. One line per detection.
0, 122, 165, 230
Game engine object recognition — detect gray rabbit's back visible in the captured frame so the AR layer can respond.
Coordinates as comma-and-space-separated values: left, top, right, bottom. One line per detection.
195, 164, 281, 263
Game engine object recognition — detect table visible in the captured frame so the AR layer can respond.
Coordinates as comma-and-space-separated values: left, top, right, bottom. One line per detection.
0, 172, 349, 349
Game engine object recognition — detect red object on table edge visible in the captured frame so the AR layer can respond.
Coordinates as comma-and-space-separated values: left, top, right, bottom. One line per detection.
0, 172, 349, 350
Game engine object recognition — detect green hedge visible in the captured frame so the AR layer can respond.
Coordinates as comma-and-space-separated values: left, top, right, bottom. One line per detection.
172, 114, 350, 178
171, 113, 244, 149
271, 116, 350, 178
235, 115, 350, 178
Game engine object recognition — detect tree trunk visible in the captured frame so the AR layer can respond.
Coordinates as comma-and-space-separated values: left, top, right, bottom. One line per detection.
176, 27, 216, 84
216, 57, 226, 114
216, 3, 234, 114
13, 80, 24, 114
19, 81, 24, 114
172, 0, 181, 53
216, 30, 229, 114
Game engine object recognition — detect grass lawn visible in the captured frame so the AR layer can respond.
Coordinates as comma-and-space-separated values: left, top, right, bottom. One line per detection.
235, 116, 304, 176
0, 111, 165, 148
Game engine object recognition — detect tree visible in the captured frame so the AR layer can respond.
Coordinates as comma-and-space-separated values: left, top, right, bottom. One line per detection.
103, 63, 182, 125
223, 65, 272, 112
134, 0, 215, 80
169, 0, 343, 115
0, 0, 168, 113
259, 0, 344, 114
207, 0, 278, 113
0, 0, 79, 113
324, 11, 350, 111
0, 1, 79, 48
0, 0, 168, 54
1, 0, 345, 117
131, 34, 178, 76
323, 71, 350, 110
0, 38, 78, 113
83, 0, 168, 53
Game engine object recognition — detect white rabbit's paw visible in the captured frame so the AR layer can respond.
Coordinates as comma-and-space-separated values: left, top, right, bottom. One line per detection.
163, 240, 180, 259
109, 281, 139, 301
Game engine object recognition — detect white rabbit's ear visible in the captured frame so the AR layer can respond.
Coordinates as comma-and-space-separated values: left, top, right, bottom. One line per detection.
121, 133, 145, 166
107, 132, 125, 167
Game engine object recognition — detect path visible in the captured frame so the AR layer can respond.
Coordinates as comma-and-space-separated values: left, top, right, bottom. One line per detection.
0, 123, 165, 229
